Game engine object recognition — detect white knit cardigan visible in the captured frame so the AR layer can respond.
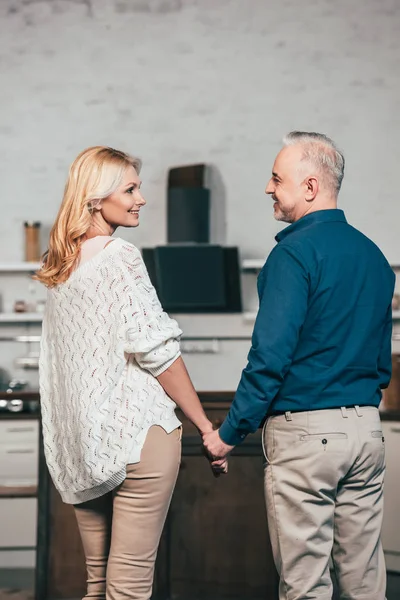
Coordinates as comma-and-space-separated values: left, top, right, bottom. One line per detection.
39, 238, 182, 504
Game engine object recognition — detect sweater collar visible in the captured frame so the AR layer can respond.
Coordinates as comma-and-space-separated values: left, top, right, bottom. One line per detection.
275, 209, 347, 243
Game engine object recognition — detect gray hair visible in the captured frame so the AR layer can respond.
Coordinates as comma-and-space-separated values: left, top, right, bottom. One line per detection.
283, 131, 345, 196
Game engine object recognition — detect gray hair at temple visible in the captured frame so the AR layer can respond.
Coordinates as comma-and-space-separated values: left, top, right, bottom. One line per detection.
283, 131, 345, 196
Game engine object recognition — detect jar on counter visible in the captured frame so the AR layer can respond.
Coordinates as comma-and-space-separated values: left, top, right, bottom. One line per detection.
24, 221, 41, 262
14, 299, 28, 313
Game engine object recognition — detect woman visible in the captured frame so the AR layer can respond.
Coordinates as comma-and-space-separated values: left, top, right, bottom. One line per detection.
36, 146, 227, 600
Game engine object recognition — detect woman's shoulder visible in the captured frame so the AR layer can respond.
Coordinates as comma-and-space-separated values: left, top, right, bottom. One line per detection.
111, 237, 142, 259
106, 238, 147, 275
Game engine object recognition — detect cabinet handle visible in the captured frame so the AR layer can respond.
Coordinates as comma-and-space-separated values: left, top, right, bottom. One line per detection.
180, 339, 220, 354
6, 427, 35, 433
6, 449, 35, 454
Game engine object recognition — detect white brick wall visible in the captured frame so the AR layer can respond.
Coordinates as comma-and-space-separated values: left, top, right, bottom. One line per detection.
0, 0, 399, 386
1, 0, 399, 260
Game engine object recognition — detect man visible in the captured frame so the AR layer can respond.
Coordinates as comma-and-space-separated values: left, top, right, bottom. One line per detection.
203, 131, 395, 600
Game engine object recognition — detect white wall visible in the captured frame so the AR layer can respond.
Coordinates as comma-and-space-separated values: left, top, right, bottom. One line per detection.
0, 0, 399, 262
0, 0, 399, 386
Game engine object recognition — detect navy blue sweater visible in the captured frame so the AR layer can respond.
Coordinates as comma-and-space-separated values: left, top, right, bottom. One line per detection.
220, 210, 395, 446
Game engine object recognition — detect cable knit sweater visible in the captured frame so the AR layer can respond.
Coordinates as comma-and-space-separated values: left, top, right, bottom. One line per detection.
39, 238, 182, 504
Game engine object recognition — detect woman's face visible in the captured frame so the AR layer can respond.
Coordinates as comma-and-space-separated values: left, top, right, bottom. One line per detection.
97, 165, 146, 231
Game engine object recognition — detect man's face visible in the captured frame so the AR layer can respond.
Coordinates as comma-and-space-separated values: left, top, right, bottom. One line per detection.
265, 146, 308, 223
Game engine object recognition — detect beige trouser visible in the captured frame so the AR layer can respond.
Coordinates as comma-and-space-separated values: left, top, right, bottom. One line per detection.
263, 406, 386, 600
73, 425, 181, 600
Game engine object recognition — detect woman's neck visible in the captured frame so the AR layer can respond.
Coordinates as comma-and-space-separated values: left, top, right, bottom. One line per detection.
84, 221, 116, 240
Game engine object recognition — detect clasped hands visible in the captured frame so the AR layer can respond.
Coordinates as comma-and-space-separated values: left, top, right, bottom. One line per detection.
201, 427, 234, 477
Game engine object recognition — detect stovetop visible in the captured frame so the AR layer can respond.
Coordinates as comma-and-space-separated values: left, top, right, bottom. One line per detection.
0, 390, 40, 415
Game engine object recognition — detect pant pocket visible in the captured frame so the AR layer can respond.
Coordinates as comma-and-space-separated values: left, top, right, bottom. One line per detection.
261, 420, 274, 465
371, 430, 384, 440
300, 431, 348, 452
300, 432, 348, 441
369, 430, 385, 466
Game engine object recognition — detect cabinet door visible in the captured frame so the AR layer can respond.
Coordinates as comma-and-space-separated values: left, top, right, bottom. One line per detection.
0, 444, 38, 486
0, 498, 37, 547
382, 421, 400, 572
164, 453, 278, 600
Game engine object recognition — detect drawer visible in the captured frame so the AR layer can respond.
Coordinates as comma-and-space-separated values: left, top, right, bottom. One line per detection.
0, 443, 38, 486
0, 549, 36, 568
0, 420, 39, 445
0, 498, 37, 547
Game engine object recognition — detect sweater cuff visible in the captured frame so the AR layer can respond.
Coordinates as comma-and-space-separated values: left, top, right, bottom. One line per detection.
219, 418, 248, 446
147, 352, 181, 377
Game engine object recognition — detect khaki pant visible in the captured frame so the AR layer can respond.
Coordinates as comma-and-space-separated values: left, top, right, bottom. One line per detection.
74, 425, 181, 600
263, 406, 386, 600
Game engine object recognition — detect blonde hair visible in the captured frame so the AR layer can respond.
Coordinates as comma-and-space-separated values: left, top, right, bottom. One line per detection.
35, 146, 141, 288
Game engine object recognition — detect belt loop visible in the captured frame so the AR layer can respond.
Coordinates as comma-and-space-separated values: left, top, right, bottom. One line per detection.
341, 406, 348, 418
285, 411, 292, 422
355, 405, 363, 417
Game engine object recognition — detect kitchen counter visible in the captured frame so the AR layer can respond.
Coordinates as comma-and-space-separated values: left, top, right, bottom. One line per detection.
380, 411, 400, 421
0, 412, 39, 419
0, 391, 40, 398
0, 389, 398, 421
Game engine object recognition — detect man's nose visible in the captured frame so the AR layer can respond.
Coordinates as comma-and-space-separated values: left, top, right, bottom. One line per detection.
265, 179, 274, 194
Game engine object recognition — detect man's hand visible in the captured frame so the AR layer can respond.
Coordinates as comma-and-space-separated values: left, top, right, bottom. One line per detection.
202, 429, 234, 460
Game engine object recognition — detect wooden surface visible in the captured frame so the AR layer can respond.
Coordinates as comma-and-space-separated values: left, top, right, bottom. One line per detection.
46, 491, 87, 599
35, 421, 87, 600
0, 485, 37, 498
0, 392, 40, 400
0, 413, 39, 420
163, 455, 277, 599
382, 354, 400, 412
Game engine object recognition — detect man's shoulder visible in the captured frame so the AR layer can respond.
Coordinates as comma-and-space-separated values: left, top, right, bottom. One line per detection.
266, 239, 310, 272
343, 223, 392, 267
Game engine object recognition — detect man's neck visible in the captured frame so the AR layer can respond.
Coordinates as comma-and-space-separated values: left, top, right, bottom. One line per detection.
295, 198, 338, 222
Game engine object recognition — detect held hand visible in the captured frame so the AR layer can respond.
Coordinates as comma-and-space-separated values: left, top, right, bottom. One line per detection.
202, 429, 234, 460
210, 456, 229, 477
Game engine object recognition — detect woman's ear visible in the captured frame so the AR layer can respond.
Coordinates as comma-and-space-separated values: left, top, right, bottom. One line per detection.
88, 199, 102, 212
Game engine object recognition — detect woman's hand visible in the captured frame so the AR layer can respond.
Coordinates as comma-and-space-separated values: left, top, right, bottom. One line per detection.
210, 456, 228, 477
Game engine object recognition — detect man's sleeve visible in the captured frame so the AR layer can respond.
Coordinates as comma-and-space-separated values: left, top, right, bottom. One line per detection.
219, 243, 310, 446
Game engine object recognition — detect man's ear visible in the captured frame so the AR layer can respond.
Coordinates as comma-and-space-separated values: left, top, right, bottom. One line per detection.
304, 176, 319, 202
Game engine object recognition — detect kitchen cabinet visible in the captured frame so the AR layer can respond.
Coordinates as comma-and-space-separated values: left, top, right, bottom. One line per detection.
153, 402, 278, 600
0, 417, 39, 570
36, 395, 279, 600
382, 419, 400, 573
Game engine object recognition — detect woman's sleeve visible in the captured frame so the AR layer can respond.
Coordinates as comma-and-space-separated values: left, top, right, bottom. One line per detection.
118, 243, 182, 376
